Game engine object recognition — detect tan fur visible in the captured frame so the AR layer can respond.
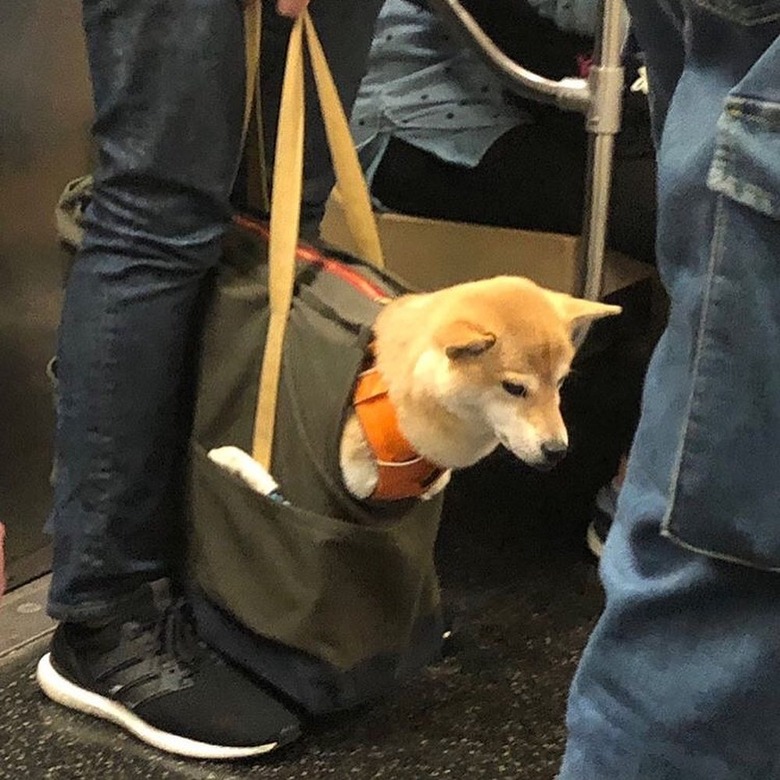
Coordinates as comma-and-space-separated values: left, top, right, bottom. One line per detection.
340, 276, 620, 499
209, 275, 620, 503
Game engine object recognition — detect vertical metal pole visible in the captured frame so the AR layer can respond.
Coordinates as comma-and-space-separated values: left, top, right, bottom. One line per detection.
575, 0, 628, 301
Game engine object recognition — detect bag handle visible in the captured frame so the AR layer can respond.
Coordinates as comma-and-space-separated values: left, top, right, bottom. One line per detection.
241, 0, 261, 152
242, 0, 270, 214
302, 13, 384, 268
251, 11, 384, 467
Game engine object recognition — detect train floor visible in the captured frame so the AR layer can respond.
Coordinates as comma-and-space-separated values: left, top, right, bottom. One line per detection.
0, 452, 607, 780
1, 306, 653, 779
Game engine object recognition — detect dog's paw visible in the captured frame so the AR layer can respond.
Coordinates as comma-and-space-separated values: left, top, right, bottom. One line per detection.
340, 414, 378, 500
207, 446, 281, 497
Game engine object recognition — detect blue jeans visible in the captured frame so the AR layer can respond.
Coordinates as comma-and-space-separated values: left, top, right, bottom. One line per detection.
560, 2, 780, 778
48, 0, 382, 620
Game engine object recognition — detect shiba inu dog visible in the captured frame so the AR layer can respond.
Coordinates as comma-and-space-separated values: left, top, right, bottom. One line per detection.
210, 276, 620, 503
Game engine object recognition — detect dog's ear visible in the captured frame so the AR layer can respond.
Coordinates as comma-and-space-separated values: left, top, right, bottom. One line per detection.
544, 291, 622, 332
439, 321, 497, 360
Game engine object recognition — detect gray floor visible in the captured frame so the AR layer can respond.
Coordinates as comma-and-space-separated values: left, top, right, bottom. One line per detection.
0, 301, 650, 779
0, 454, 606, 780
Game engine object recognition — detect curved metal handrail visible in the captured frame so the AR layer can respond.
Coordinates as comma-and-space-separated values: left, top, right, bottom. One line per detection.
428, 0, 591, 113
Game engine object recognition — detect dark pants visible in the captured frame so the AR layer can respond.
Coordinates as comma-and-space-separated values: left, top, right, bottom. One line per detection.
372, 107, 657, 265
47, 0, 383, 620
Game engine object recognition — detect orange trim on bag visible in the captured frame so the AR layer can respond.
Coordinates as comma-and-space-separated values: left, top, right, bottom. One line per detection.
233, 214, 389, 302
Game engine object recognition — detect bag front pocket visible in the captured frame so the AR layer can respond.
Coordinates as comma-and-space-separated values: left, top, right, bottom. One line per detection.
188, 443, 443, 670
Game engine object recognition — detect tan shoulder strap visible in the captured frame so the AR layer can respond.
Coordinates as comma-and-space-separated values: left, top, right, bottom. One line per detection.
251, 15, 305, 466
302, 14, 384, 268
250, 12, 385, 467
242, 0, 270, 214
241, 0, 261, 150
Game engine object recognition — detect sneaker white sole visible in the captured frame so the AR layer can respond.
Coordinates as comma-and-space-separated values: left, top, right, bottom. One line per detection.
36, 653, 283, 760
586, 522, 605, 559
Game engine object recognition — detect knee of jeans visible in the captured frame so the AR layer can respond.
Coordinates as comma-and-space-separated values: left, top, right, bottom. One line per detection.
84, 176, 230, 271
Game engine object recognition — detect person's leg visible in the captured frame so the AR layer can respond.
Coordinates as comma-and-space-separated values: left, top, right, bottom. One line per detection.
49, 0, 384, 621
39, 0, 306, 758
371, 104, 657, 263
48, 0, 247, 621
560, 3, 780, 777
41, 0, 387, 755
607, 134, 656, 265
370, 110, 588, 231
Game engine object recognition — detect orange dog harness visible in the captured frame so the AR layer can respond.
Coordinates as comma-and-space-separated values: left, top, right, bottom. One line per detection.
353, 362, 445, 502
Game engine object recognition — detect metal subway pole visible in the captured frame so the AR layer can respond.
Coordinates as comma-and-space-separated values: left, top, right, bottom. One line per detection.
577, 0, 628, 301
427, 0, 628, 301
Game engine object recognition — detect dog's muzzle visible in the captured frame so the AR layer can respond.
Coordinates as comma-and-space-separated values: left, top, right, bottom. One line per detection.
538, 440, 568, 470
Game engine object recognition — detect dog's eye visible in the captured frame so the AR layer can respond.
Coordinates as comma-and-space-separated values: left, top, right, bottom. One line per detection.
501, 381, 528, 398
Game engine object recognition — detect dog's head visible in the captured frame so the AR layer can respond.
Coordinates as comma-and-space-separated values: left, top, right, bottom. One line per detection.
418, 277, 621, 470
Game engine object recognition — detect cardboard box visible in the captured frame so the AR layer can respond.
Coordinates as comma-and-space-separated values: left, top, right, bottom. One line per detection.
321, 192, 651, 298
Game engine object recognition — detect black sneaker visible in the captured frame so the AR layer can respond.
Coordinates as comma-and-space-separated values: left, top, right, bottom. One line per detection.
586, 481, 618, 559
37, 579, 301, 760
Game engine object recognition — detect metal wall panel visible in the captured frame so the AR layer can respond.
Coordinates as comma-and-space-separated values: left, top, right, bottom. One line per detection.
0, 1, 92, 589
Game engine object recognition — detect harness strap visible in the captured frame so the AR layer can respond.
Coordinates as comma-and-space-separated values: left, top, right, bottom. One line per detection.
353, 365, 445, 501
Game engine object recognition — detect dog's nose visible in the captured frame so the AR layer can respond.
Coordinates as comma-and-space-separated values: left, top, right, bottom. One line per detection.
541, 440, 568, 466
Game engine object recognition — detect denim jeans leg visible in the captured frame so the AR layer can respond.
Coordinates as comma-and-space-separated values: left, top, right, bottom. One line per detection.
47, 0, 246, 621
560, 3, 780, 778
48, 0, 385, 622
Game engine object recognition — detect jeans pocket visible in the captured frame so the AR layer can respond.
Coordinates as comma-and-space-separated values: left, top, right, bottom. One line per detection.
662, 97, 780, 570
708, 97, 780, 217
689, 0, 780, 25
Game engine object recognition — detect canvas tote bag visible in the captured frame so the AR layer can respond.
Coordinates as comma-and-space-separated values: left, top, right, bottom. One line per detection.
185, 7, 446, 712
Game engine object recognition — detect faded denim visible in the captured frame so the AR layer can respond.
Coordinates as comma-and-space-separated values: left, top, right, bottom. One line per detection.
560, 1, 780, 778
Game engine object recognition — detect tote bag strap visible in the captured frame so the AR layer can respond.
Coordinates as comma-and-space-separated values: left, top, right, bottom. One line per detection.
242, 0, 270, 214
241, 0, 261, 150
302, 14, 384, 269
251, 11, 384, 467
